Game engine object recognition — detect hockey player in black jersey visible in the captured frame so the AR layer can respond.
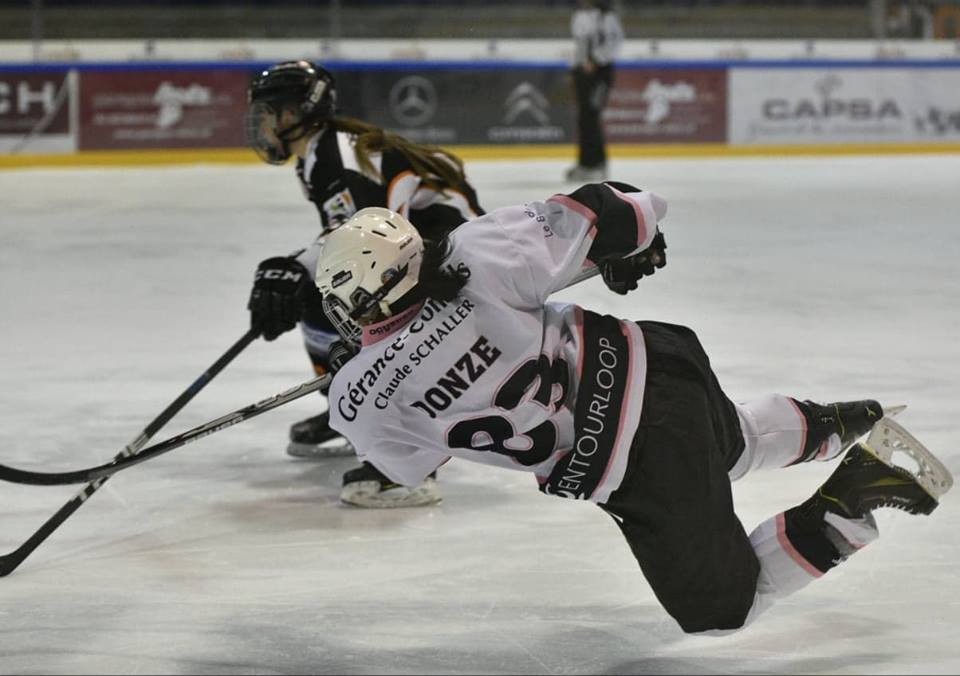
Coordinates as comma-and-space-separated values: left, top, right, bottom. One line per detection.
311, 186, 952, 633
244, 59, 484, 508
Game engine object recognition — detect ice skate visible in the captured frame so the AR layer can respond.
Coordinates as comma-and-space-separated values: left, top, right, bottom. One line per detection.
793, 399, 903, 464
564, 164, 608, 183
340, 462, 442, 509
814, 417, 952, 519
286, 411, 355, 459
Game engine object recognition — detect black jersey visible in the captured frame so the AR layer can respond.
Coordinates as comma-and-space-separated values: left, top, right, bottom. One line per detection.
296, 128, 483, 244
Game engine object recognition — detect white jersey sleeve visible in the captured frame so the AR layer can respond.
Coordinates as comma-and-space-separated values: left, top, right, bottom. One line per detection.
385, 168, 420, 219
488, 182, 664, 306
294, 234, 325, 278
571, 8, 624, 67
598, 12, 625, 65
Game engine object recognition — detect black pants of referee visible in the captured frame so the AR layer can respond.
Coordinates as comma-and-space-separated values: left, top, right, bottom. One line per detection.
601, 321, 760, 633
572, 64, 614, 169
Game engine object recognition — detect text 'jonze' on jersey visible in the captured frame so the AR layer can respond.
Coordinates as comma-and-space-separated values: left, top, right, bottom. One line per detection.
411, 337, 502, 419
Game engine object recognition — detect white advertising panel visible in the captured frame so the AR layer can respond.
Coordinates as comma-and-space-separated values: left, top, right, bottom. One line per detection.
729, 68, 960, 145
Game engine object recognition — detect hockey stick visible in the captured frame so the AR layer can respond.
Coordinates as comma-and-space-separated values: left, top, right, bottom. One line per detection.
0, 328, 258, 576
0, 373, 330, 489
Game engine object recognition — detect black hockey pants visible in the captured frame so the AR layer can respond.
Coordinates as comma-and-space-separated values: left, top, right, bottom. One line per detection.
601, 321, 759, 633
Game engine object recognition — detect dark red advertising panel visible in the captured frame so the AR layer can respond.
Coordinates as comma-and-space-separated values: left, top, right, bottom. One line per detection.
79, 70, 248, 150
605, 69, 727, 143
0, 72, 70, 135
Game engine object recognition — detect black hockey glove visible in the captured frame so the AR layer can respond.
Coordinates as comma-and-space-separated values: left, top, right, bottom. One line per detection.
248, 256, 320, 341
327, 339, 357, 373
600, 231, 667, 295
319, 339, 357, 395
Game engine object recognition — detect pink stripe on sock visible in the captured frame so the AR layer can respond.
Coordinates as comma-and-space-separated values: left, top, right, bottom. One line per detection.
776, 512, 823, 579
815, 439, 832, 460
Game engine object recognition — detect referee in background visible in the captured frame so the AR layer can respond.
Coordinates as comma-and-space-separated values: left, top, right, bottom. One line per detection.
565, 0, 624, 183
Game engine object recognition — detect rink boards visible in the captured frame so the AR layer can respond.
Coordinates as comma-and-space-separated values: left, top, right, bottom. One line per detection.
3, 59, 960, 166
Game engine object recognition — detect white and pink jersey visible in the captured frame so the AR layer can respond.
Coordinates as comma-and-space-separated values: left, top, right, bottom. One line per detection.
328, 182, 665, 503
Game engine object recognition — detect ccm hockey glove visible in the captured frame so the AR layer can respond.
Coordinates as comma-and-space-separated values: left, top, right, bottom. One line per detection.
600, 231, 667, 295
248, 256, 320, 341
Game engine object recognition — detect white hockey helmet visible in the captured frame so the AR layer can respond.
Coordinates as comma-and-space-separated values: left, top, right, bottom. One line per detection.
315, 207, 424, 342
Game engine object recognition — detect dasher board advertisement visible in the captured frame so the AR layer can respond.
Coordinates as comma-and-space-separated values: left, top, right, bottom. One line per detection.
343, 68, 575, 145
729, 67, 960, 144
0, 71, 73, 153
605, 68, 726, 143
79, 70, 248, 150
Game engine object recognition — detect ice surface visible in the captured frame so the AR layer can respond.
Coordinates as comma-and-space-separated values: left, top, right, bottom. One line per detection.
0, 155, 958, 675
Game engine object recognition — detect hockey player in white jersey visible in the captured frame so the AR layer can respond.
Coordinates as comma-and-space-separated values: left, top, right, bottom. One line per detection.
313, 183, 952, 633
245, 59, 484, 507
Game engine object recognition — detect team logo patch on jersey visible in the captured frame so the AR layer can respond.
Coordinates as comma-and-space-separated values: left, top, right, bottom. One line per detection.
323, 189, 357, 227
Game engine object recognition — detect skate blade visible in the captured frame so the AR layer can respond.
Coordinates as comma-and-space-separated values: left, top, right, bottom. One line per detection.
287, 440, 356, 459
862, 417, 953, 501
340, 479, 442, 509
885, 404, 907, 417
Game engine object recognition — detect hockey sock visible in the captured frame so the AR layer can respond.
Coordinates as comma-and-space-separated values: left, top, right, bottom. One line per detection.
724, 505, 879, 632
729, 396, 883, 480
729, 394, 808, 480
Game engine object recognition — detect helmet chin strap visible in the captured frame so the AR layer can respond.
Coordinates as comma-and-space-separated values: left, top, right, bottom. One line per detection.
277, 118, 326, 157
382, 285, 424, 319
348, 268, 408, 322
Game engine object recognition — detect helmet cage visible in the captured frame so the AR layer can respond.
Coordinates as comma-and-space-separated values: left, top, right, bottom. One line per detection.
246, 100, 291, 165
246, 60, 336, 165
321, 293, 362, 344
320, 264, 410, 343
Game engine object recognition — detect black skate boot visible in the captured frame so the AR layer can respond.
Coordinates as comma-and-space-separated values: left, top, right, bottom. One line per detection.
804, 417, 952, 521
790, 399, 891, 464
287, 410, 355, 459
782, 417, 952, 575
340, 462, 442, 509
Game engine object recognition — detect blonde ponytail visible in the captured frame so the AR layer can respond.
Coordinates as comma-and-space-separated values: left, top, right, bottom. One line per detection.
331, 117, 468, 193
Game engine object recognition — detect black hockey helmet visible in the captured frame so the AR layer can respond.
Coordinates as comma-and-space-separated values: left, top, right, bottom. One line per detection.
246, 60, 337, 165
